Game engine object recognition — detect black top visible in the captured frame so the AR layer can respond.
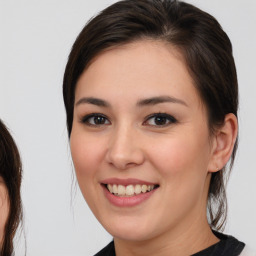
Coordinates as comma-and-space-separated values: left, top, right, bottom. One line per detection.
94, 231, 245, 256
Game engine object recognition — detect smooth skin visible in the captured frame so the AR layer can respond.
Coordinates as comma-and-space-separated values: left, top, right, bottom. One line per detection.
0, 178, 9, 246
70, 40, 237, 256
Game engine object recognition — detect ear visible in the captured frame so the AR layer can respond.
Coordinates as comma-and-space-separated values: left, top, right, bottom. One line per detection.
208, 113, 238, 173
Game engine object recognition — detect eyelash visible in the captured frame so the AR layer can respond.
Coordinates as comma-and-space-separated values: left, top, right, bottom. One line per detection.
143, 113, 177, 127
80, 112, 177, 127
80, 113, 110, 126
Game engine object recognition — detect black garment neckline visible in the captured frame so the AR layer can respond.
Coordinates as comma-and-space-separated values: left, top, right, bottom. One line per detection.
94, 231, 245, 256
192, 231, 245, 256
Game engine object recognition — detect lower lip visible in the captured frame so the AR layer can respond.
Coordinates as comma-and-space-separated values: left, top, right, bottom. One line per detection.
102, 185, 158, 207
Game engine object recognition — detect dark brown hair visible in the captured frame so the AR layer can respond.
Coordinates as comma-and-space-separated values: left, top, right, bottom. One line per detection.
63, 0, 238, 230
0, 120, 23, 256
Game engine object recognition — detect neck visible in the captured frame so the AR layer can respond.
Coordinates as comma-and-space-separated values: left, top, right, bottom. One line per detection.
114, 216, 219, 256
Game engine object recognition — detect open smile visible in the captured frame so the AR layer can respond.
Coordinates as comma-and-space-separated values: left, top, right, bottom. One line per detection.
101, 178, 159, 207
104, 184, 158, 197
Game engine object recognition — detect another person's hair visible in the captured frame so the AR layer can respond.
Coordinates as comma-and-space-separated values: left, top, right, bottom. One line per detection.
0, 120, 23, 256
63, 0, 238, 230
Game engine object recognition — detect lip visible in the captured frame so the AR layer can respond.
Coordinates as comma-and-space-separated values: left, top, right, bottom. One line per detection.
101, 178, 159, 207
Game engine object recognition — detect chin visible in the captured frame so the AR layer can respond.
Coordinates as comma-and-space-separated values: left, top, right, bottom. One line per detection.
101, 215, 159, 242
110, 228, 154, 242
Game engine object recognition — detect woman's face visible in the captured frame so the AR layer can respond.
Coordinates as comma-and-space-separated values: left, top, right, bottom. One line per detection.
0, 178, 9, 245
70, 40, 216, 241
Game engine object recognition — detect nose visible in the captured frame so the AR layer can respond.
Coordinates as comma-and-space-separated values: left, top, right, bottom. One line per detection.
106, 125, 145, 170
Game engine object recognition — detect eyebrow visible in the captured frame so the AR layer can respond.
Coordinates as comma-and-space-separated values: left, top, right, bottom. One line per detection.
75, 97, 110, 107
137, 96, 188, 107
75, 95, 188, 108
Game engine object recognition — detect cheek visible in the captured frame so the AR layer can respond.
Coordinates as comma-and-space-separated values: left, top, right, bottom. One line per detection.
69, 133, 107, 216
147, 134, 211, 225
70, 132, 106, 178
149, 129, 211, 195
152, 137, 209, 174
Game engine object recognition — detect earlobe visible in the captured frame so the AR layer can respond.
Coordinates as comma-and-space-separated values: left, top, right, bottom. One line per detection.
208, 113, 238, 173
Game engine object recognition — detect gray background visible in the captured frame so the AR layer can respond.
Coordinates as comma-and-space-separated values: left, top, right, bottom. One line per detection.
0, 0, 255, 255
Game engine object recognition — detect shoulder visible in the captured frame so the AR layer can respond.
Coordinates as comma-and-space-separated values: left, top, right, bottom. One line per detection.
240, 246, 256, 256
94, 241, 115, 256
209, 231, 245, 256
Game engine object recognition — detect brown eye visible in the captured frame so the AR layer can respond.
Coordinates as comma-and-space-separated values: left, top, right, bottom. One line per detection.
154, 116, 168, 125
81, 114, 110, 126
93, 116, 107, 125
144, 113, 177, 127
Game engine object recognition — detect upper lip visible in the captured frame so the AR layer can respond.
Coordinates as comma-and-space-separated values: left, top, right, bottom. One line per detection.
100, 178, 158, 186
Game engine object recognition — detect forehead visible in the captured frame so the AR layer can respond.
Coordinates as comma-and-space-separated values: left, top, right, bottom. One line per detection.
75, 40, 203, 109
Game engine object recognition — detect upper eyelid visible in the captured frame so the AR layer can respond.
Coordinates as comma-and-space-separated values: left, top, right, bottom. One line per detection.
144, 113, 176, 120
80, 113, 111, 123
81, 113, 108, 118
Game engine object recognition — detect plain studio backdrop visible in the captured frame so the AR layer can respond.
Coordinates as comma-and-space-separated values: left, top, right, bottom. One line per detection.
0, 0, 255, 255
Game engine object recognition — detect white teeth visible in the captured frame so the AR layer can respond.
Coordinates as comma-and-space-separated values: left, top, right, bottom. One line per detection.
141, 185, 147, 193
106, 184, 156, 197
107, 184, 113, 193
117, 185, 126, 196
113, 184, 118, 194
126, 185, 134, 196
147, 185, 153, 191
134, 184, 142, 194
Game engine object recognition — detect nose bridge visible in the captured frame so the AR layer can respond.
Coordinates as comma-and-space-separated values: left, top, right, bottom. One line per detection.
106, 122, 144, 169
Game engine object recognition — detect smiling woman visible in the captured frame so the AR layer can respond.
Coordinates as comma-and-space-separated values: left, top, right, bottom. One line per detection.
63, 0, 253, 255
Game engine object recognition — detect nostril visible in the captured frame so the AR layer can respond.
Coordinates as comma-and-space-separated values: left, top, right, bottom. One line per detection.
106, 134, 145, 169
106, 150, 145, 170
